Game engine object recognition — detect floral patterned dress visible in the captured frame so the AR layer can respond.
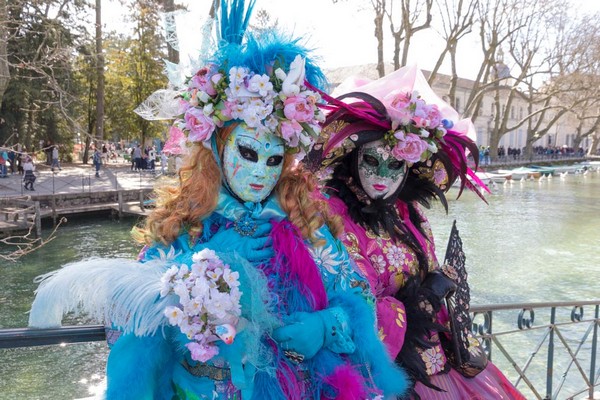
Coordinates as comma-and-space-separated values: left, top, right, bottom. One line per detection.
329, 195, 526, 399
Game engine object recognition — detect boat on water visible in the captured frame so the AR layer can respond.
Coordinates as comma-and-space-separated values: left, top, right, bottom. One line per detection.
497, 167, 542, 180
475, 171, 512, 183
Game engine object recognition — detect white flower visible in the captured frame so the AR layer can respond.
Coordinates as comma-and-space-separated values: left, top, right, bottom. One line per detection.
206, 290, 232, 320
428, 142, 438, 153
274, 68, 287, 81
229, 67, 248, 85
420, 129, 430, 138
242, 108, 261, 128
281, 55, 306, 96
176, 264, 189, 279
173, 282, 191, 305
165, 306, 185, 325
160, 265, 179, 297
265, 115, 278, 131
202, 103, 214, 115
222, 269, 240, 288
185, 297, 203, 315
197, 91, 210, 103
206, 267, 223, 282
248, 74, 273, 97
315, 110, 326, 123
191, 277, 210, 298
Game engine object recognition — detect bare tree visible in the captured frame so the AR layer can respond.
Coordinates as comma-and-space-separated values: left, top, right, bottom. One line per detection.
387, 0, 433, 70
373, 0, 386, 77
428, 0, 477, 106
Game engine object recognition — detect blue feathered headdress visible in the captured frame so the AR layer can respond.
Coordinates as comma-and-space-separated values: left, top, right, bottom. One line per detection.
162, 0, 328, 161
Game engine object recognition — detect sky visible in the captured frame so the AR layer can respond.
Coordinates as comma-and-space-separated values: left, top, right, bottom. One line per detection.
106, 0, 600, 80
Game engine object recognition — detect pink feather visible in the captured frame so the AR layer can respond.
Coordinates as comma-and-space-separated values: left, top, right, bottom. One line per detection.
321, 364, 368, 400
270, 220, 327, 311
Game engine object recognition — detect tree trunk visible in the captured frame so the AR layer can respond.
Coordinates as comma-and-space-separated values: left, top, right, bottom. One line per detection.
95, 0, 105, 141
0, 0, 9, 105
375, 13, 385, 77
588, 135, 599, 156
392, 32, 401, 70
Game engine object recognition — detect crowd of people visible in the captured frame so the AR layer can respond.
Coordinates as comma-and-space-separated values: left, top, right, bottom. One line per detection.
27, 2, 535, 399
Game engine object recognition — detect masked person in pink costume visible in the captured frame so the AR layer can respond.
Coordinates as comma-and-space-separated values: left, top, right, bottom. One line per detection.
308, 65, 526, 399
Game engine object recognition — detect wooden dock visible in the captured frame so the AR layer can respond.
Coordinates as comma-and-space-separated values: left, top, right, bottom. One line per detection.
1, 189, 153, 235
0, 198, 42, 237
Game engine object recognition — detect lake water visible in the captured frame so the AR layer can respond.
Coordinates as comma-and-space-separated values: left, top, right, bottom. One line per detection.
1, 172, 599, 399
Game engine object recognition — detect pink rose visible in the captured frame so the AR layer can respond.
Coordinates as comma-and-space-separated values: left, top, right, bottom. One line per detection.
387, 92, 413, 125
184, 107, 216, 142
279, 120, 303, 147
189, 68, 209, 89
163, 125, 186, 155
186, 342, 219, 363
391, 132, 429, 163
425, 104, 442, 128
190, 68, 218, 96
283, 95, 314, 123
413, 103, 442, 129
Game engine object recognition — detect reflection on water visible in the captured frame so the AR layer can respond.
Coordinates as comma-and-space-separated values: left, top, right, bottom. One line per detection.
1, 173, 599, 399
1, 217, 137, 399
427, 173, 599, 305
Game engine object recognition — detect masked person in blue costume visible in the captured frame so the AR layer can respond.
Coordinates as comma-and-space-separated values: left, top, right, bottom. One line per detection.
28, 2, 408, 399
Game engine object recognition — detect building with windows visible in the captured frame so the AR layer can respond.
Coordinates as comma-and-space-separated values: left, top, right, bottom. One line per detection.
326, 63, 590, 152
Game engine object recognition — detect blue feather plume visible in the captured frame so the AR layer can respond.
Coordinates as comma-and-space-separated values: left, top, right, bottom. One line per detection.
217, 0, 256, 45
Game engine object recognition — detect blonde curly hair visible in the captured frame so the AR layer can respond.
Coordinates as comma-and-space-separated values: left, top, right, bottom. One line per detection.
137, 124, 342, 246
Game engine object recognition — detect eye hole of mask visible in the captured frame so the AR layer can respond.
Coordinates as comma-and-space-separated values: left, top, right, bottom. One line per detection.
266, 155, 283, 167
388, 159, 404, 170
362, 154, 379, 167
238, 145, 258, 162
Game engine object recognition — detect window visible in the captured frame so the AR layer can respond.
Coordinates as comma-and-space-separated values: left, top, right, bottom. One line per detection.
455, 97, 461, 112
519, 107, 523, 120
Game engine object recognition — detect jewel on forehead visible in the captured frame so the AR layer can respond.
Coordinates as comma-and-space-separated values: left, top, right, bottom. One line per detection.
377, 146, 391, 161
265, 142, 271, 150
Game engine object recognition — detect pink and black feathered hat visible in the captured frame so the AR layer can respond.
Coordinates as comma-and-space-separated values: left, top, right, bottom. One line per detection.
306, 65, 488, 198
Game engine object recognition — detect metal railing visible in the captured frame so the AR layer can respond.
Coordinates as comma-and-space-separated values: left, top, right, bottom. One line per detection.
1, 300, 598, 399
471, 300, 599, 400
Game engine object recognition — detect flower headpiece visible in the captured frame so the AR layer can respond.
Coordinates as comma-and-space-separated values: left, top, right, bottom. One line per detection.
174, 53, 325, 160
306, 65, 488, 198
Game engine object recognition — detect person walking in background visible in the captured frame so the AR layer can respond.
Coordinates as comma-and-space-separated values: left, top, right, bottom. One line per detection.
8, 150, 16, 174
23, 155, 36, 191
160, 151, 168, 175
92, 147, 102, 178
148, 146, 156, 171
132, 145, 142, 171
51, 145, 62, 172
0, 149, 7, 178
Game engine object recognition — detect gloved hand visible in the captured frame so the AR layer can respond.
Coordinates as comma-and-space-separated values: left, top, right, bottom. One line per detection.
272, 311, 326, 360
272, 308, 356, 360
196, 222, 274, 264
421, 270, 457, 302
418, 270, 457, 317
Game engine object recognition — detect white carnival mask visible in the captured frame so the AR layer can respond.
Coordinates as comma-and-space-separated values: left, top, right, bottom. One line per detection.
357, 139, 407, 200
222, 124, 285, 203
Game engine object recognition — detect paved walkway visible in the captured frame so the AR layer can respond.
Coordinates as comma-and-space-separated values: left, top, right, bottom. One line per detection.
0, 161, 165, 198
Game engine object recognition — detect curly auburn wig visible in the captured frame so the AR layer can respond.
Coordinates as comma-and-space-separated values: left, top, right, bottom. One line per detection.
137, 124, 342, 246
